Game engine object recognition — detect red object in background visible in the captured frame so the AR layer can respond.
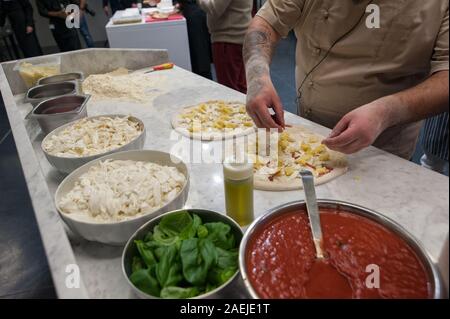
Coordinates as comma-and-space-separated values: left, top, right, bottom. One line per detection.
212, 42, 247, 94
145, 13, 184, 23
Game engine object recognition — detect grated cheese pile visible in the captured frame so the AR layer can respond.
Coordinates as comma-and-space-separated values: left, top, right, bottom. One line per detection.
82, 68, 165, 103
59, 159, 186, 222
18, 62, 60, 88
43, 116, 142, 158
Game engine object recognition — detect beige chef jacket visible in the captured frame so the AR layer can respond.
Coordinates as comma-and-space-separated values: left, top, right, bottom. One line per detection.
257, 0, 449, 159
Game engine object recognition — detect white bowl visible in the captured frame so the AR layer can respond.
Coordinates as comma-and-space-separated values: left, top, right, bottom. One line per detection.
42, 114, 146, 174
54, 150, 190, 245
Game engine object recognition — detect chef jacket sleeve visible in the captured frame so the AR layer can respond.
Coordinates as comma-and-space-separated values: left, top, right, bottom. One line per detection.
430, 2, 449, 74
256, 0, 305, 38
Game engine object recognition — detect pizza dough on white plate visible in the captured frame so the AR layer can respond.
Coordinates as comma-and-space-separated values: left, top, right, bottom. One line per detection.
249, 125, 348, 191
171, 100, 256, 140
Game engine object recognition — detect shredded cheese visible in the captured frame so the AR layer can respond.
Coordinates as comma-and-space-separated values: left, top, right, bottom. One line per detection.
43, 116, 142, 158
59, 159, 186, 222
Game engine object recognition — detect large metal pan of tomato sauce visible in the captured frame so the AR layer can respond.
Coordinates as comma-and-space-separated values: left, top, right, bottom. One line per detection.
239, 200, 443, 299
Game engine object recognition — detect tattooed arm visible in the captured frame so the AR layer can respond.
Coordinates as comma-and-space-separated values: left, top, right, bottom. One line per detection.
244, 16, 284, 129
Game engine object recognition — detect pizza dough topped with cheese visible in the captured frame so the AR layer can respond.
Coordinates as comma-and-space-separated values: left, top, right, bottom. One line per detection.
249, 126, 348, 191
171, 100, 256, 140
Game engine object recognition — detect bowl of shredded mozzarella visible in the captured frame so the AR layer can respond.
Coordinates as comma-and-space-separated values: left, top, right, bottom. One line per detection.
42, 115, 146, 173
55, 150, 190, 245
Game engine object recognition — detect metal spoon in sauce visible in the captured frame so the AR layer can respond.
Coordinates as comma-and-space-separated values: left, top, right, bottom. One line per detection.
300, 170, 324, 259
300, 170, 353, 298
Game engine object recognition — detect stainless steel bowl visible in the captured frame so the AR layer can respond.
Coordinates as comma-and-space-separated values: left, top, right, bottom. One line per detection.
54, 150, 190, 245
122, 209, 250, 299
239, 200, 444, 299
24, 81, 79, 106
42, 114, 146, 173
37, 72, 84, 85
27, 94, 89, 135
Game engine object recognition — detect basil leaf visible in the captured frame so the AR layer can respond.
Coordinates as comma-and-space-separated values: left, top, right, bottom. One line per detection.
153, 225, 180, 245
156, 245, 183, 287
207, 267, 237, 286
204, 222, 236, 250
180, 238, 217, 286
179, 213, 202, 240
197, 224, 208, 238
160, 211, 193, 234
131, 256, 144, 273
160, 286, 200, 299
130, 269, 160, 297
216, 247, 238, 269
135, 240, 157, 268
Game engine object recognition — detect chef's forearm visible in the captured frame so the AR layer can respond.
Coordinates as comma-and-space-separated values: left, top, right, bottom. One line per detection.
381, 71, 449, 128
243, 17, 280, 96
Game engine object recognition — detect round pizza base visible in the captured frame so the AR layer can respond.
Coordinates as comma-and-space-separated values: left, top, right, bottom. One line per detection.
254, 166, 348, 191
252, 126, 349, 191
171, 101, 256, 141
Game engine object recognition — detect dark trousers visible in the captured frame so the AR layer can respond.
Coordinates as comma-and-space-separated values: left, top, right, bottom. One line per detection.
51, 27, 81, 52
212, 42, 247, 94
79, 14, 94, 47
182, 3, 212, 80
6, 9, 42, 57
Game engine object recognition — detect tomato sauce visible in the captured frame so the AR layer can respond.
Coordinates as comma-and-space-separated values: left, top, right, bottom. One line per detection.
246, 209, 431, 299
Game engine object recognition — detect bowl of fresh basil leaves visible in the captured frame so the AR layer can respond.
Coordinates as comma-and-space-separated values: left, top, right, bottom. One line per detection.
122, 209, 248, 299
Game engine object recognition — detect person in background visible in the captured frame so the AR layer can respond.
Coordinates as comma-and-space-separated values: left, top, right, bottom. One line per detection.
197, 0, 253, 93
79, 0, 94, 47
0, 0, 42, 57
421, 112, 449, 175
103, 0, 122, 16
175, 0, 212, 79
103, 0, 138, 17
36, 0, 82, 52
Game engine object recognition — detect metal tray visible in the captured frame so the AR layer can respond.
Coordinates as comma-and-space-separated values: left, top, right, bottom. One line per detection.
24, 81, 79, 106
37, 72, 84, 85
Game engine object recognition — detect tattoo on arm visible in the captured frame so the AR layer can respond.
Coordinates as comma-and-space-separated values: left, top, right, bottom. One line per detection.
243, 21, 279, 99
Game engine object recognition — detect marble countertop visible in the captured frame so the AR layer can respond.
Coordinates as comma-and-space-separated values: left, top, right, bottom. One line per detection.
1, 53, 448, 298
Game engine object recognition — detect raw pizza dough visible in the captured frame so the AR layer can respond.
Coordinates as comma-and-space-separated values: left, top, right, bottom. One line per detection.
171, 100, 256, 140
249, 126, 348, 191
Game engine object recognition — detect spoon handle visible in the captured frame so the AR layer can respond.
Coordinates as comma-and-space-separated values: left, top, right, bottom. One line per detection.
300, 170, 324, 259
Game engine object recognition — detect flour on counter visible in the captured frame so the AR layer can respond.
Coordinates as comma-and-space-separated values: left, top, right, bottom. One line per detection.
82, 68, 167, 103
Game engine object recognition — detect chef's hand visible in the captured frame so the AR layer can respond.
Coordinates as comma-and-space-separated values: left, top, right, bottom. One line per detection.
103, 6, 110, 16
246, 75, 285, 130
26, 26, 33, 34
322, 99, 390, 154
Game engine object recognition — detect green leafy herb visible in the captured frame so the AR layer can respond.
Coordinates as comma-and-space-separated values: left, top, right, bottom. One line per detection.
129, 269, 160, 297
129, 212, 239, 299
204, 222, 236, 250
135, 240, 157, 268
160, 286, 199, 299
